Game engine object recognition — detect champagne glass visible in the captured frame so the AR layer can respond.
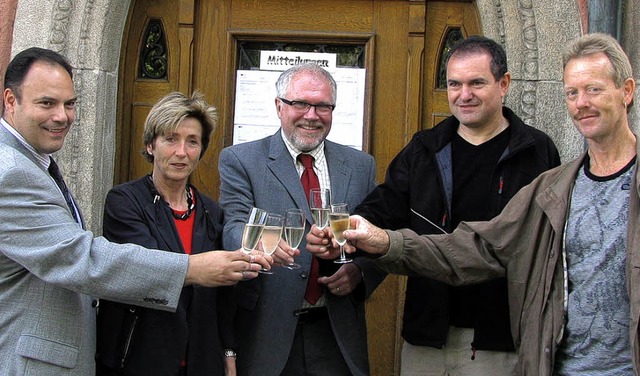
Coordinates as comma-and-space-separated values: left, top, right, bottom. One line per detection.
329, 203, 352, 264
258, 213, 283, 274
283, 208, 305, 270
310, 188, 331, 230
241, 207, 268, 254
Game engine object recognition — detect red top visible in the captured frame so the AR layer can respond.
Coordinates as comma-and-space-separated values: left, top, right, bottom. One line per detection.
172, 188, 195, 255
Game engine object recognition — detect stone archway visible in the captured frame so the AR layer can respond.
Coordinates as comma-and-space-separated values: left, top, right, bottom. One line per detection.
8, 0, 586, 235
476, 0, 585, 162
10, 0, 133, 231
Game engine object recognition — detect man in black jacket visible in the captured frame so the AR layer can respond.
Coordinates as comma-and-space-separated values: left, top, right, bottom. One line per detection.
355, 36, 561, 375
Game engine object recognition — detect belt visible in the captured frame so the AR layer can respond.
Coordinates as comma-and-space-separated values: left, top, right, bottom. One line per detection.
293, 307, 328, 324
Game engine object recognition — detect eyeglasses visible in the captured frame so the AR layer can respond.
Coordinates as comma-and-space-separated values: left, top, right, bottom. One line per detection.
278, 97, 336, 115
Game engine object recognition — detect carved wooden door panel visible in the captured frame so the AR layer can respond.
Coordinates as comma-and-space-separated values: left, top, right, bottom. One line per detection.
423, 1, 481, 130
115, 0, 195, 184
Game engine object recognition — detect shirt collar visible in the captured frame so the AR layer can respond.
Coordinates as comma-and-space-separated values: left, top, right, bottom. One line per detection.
1, 117, 52, 169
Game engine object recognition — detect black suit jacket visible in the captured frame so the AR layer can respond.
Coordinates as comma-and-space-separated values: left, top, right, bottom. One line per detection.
95, 175, 230, 376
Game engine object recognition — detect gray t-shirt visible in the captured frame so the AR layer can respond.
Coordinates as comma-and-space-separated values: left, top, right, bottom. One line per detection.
554, 158, 635, 375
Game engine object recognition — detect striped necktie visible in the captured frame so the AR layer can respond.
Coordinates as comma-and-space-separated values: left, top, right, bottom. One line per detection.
48, 157, 80, 224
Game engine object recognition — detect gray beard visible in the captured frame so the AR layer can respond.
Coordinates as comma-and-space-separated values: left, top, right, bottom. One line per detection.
289, 134, 322, 152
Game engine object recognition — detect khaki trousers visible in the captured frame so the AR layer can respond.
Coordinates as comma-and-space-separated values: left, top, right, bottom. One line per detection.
400, 327, 517, 376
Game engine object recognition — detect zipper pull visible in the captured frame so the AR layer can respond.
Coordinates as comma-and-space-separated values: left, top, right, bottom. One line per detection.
441, 212, 447, 227
498, 176, 504, 194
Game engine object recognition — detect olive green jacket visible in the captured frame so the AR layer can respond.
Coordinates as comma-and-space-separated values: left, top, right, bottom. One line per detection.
378, 144, 640, 375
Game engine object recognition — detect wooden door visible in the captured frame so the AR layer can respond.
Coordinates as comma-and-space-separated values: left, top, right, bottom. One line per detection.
115, 0, 197, 184
423, 1, 482, 130
115, 1, 480, 374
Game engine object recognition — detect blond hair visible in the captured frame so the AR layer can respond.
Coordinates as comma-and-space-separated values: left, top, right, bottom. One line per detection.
142, 91, 218, 162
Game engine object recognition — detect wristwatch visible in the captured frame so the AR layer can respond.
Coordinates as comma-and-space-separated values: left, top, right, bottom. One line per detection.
224, 349, 237, 359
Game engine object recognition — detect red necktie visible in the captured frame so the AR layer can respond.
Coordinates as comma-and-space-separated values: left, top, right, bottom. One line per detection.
298, 154, 322, 305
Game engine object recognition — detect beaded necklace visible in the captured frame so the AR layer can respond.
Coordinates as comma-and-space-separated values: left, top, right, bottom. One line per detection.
172, 185, 194, 220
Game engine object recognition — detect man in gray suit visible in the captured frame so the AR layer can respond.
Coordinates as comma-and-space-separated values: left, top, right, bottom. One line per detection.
0, 47, 271, 375
219, 62, 384, 375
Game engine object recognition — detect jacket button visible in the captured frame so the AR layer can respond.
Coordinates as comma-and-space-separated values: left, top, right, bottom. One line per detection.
300, 271, 308, 279
544, 347, 551, 353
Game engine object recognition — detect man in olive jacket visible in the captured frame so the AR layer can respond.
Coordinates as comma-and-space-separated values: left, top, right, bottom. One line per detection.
310, 33, 640, 375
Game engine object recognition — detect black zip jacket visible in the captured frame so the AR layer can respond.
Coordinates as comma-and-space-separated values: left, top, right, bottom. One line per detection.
355, 107, 561, 350
95, 176, 231, 375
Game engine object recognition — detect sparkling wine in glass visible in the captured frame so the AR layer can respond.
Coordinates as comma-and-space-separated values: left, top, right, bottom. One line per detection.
241, 207, 268, 254
310, 188, 331, 230
283, 208, 305, 270
329, 203, 352, 264
258, 213, 283, 274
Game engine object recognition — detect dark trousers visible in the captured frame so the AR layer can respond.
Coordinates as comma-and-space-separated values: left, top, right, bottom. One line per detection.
281, 312, 352, 376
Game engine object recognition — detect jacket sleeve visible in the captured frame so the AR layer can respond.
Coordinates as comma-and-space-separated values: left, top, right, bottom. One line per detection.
379, 225, 506, 285
219, 147, 255, 251
200, 197, 237, 352
376, 173, 548, 284
0, 161, 186, 311
355, 140, 414, 230
351, 153, 388, 299
217, 286, 236, 350
350, 141, 417, 298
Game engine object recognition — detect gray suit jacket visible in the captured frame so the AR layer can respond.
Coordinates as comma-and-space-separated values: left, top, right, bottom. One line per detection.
0, 125, 188, 375
219, 131, 384, 376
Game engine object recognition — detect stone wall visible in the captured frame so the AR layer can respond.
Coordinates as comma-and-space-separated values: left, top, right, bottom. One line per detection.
10, 0, 131, 233
623, 0, 640, 133
477, 0, 584, 163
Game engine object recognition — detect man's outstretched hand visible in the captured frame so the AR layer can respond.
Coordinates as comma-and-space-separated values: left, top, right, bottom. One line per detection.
306, 215, 390, 259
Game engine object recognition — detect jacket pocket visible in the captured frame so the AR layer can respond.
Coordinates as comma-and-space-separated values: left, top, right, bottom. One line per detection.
96, 302, 141, 370
16, 334, 78, 369
119, 308, 139, 367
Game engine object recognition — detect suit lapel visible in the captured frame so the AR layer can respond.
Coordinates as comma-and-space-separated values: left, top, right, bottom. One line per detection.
325, 141, 352, 205
266, 135, 314, 222
144, 190, 184, 253
0, 125, 43, 171
0, 125, 86, 228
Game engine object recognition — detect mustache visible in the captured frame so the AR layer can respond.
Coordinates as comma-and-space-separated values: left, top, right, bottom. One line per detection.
454, 100, 481, 106
297, 121, 323, 128
573, 109, 600, 121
